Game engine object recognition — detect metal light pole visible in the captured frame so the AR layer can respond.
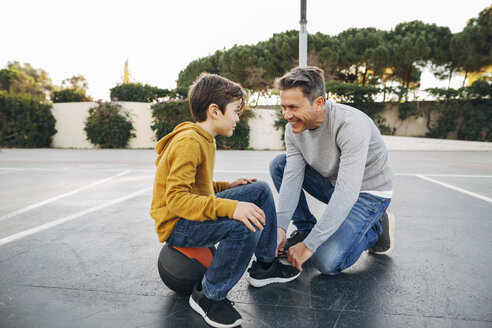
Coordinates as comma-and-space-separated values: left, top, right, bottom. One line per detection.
299, 0, 308, 67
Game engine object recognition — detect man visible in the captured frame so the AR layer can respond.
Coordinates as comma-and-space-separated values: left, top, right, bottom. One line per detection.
270, 66, 395, 275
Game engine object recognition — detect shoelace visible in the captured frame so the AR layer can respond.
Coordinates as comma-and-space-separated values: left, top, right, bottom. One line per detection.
206, 298, 235, 314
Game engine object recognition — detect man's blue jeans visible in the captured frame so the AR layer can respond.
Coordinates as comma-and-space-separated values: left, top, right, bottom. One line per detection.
269, 154, 391, 275
165, 181, 277, 300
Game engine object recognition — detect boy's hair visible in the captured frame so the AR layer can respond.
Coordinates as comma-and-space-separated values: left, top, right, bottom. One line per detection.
275, 66, 326, 104
188, 73, 246, 122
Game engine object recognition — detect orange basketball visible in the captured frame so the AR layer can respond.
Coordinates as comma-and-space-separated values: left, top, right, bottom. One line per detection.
157, 244, 216, 295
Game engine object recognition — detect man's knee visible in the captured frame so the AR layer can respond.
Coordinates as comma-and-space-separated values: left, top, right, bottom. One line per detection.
269, 153, 286, 176
311, 250, 343, 276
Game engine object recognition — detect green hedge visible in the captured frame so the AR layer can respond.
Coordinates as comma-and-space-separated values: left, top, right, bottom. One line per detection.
51, 88, 87, 103
425, 80, 492, 141
110, 83, 188, 103
84, 102, 135, 148
151, 100, 252, 150
0, 92, 56, 147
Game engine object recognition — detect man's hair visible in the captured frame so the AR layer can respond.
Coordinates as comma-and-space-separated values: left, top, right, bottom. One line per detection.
188, 73, 246, 122
275, 66, 326, 103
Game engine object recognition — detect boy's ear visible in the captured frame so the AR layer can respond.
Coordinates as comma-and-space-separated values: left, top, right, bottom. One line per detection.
207, 104, 220, 119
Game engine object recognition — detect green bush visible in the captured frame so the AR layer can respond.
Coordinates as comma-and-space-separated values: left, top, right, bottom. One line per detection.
110, 83, 171, 102
426, 80, 492, 141
151, 100, 252, 150
51, 88, 87, 103
84, 101, 135, 148
0, 92, 56, 147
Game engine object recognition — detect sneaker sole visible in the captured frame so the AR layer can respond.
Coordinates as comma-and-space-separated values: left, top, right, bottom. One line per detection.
247, 271, 301, 288
371, 211, 395, 255
189, 295, 242, 328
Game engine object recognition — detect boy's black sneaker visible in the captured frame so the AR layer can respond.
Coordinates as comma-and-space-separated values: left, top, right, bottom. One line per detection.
368, 211, 395, 255
247, 258, 301, 287
189, 281, 242, 328
284, 230, 308, 251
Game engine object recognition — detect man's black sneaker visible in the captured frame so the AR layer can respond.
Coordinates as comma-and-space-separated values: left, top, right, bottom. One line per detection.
369, 211, 395, 255
284, 230, 308, 251
247, 258, 301, 287
189, 281, 242, 328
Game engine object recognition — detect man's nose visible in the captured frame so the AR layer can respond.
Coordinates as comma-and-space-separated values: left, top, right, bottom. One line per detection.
283, 109, 292, 120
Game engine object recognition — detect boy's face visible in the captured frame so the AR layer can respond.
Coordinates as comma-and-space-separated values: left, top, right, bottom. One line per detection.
280, 87, 324, 134
215, 99, 241, 137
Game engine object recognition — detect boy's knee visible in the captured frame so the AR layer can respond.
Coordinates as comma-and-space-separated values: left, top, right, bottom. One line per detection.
254, 180, 271, 195
228, 219, 261, 241
269, 154, 286, 175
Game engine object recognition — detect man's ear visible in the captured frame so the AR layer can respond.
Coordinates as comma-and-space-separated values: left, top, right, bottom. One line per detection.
314, 96, 325, 110
207, 104, 220, 119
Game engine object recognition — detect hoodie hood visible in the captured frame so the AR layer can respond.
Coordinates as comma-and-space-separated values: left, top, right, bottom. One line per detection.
154, 121, 214, 166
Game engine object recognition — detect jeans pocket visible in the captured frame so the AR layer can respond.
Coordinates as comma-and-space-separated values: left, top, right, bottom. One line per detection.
360, 193, 385, 204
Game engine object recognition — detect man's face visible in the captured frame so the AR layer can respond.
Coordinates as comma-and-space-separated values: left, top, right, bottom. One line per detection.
280, 87, 324, 134
215, 99, 241, 137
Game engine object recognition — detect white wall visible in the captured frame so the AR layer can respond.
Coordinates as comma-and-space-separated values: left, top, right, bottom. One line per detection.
51, 102, 485, 150
52, 102, 157, 149
51, 102, 286, 149
248, 109, 284, 150
51, 102, 96, 148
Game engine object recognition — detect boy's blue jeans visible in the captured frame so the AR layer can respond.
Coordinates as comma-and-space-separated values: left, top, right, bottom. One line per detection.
269, 154, 391, 275
165, 181, 277, 300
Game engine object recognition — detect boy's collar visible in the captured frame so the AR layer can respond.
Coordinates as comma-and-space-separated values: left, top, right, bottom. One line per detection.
193, 122, 215, 143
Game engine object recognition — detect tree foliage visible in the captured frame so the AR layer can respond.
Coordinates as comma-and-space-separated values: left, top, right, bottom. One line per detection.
0, 92, 56, 147
0, 62, 54, 101
51, 75, 91, 103
177, 6, 491, 92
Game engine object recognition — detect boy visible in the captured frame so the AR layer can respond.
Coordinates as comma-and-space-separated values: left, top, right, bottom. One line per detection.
150, 73, 300, 328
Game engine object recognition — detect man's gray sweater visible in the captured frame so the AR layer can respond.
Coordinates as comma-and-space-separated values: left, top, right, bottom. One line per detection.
277, 101, 393, 252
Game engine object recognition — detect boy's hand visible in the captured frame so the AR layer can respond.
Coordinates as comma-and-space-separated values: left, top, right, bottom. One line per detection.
228, 178, 257, 188
232, 201, 265, 232
276, 227, 287, 257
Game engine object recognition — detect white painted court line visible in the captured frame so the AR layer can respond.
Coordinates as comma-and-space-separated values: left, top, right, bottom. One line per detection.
215, 170, 269, 174
0, 170, 132, 222
416, 175, 492, 204
0, 187, 151, 246
396, 173, 492, 178
2, 167, 492, 178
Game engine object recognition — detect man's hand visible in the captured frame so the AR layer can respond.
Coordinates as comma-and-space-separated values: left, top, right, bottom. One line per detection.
276, 227, 287, 257
232, 201, 265, 232
228, 178, 257, 189
287, 242, 314, 272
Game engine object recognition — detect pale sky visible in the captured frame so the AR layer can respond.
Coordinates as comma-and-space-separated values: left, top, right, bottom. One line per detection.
1, 0, 490, 100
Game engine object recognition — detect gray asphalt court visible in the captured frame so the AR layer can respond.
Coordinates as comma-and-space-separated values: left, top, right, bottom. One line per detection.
1, 147, 491, 327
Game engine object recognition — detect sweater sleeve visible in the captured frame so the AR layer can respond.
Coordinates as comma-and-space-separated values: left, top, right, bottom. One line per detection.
165, 138, 237, 221
303, 119, 371, 252
276, 128, 306, 232
213, 181, 230, 193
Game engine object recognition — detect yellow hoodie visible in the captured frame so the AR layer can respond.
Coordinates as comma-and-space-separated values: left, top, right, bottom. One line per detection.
150, 122, 238, 242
